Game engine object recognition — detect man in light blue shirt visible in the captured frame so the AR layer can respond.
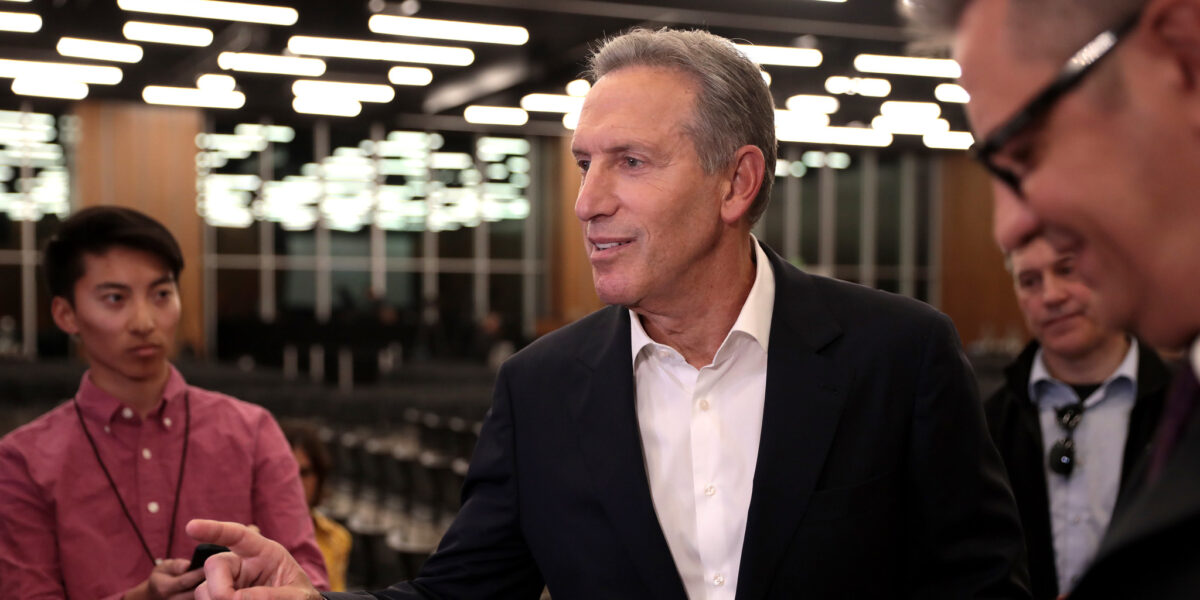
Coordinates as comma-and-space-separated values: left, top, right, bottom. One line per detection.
984, 235, 1170, 599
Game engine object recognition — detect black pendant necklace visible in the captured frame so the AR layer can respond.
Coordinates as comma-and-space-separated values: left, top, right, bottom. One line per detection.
73, 391, 190, 567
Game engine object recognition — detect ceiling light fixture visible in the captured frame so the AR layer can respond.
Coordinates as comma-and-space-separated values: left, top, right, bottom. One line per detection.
57, 37, 144, 63
218, 52, 325, 76
735, 44, 822, 67
0, 58, 122, 84
519, 93, 584, 113
292, 96, 362, 117
293, 80, 395, 103
785, 94, 840, 114
12, 78, 89, 100
123, 21, 214, 46
116, 0, 297, 26
143, 85, 245, 109
777, 125, 893, 147
565, 79, 590, 97
0, 10, 40, 32
934, 83, 970, 103
824, 75, 891, 97
923, 130, 974, 150
367, 14, 529, 45
288, 35, 473, 66
388, 66, 433, 86
196, 73, 236, 91
879, 100, 942, 120
464, 105, 528, 126
853, 54, 961, 78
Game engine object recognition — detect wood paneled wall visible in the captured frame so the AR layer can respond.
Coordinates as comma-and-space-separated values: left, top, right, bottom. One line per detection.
937, 154, 1027, 347
539, 135, 603, 335
72, 101, 206, 355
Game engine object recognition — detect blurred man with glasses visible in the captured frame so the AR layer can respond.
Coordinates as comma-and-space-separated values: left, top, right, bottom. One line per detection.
985, 235, 1169, 599
904, 0, 1200, 595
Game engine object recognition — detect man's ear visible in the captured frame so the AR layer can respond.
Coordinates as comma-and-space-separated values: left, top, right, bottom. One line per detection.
1150, 0, 1200, 91
51, 296, 79, 335
721, 145, 766, 225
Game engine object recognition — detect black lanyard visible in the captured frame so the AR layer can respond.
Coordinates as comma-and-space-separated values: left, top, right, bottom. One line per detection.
73, 391, 190, 568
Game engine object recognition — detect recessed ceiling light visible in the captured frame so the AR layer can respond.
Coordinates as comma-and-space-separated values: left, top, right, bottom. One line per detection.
367, 14, 528, 45
117, 0, 298, 26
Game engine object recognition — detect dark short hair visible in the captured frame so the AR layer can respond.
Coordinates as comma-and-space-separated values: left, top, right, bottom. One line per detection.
281, 419, 331, 504
42, 206, 184, 303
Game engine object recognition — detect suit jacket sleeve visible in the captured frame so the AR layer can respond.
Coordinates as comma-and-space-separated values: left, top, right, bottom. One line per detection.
904, 313, 1031, 598
325, 363, 545, 600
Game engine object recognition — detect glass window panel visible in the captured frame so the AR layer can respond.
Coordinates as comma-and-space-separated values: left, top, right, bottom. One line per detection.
278, 269, 316, 317
876, 155, 902, 268
0, 266, 20, 353
835, 160, 862, 268
800, 174, 820, 267
387, 230, 422, 260
436, 272, 474, 358
330, 270, 371, 321
488, 273, 522, 343
760, 185, 786, 254
488, 218, 523, 260
215, 268, 260, 361
437, 227, 473, 260
0, 216, 16, 251
330, 230, 370, 258
216, 225, 259, 255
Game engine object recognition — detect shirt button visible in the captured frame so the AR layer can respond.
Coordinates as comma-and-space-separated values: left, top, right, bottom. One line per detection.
704, 485, 717, 497
699, 399, 710, 411
122, 408, 134, 419
163, 417, 172, 428
147, 501, 160, 514
103, 425, 111, 434
142, 448, 152, 460
712, 574, 725, 587
1072, 515, 1082, 525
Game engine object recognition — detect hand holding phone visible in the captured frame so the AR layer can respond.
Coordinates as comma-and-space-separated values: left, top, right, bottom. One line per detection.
188, 542, 230, 572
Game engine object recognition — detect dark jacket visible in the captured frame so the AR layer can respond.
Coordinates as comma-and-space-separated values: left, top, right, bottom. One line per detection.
983, 339, 1169, 600
329, 242, 1031, 599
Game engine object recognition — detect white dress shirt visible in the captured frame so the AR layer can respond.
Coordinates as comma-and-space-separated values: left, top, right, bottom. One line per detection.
1029, 339, 1139, 594
630, 238, 774, 600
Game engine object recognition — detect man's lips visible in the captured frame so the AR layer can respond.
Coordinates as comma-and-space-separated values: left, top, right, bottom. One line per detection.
589, 237, 634, 254
1041, 311, 1083, 329
129, 344, 163, 357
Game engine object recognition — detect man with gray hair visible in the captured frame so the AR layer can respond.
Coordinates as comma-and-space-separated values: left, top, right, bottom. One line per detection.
903, 0, 1200, 596
187, 26, 1028, 599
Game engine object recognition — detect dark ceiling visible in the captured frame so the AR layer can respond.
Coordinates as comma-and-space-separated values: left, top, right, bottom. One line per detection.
0, 0, 967, 144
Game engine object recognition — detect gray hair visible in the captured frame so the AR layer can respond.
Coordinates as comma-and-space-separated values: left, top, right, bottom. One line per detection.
900, 0, 1148, 60
585, 28, 777, 225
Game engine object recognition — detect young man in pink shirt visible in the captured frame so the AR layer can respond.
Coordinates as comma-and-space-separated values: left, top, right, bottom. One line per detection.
0, 206, 327, 599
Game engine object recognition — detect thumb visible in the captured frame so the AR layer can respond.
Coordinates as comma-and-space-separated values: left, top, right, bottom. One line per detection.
158, 558, 193, 575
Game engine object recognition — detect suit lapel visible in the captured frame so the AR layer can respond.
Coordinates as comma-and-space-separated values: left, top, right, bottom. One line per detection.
1094, 399, 1200, 565
735, 247, 846, 600
568, 307, 688, 600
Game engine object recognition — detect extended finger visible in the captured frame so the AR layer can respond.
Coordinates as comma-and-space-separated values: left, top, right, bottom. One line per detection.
158, 558, 193, 577
187, 519, 270, 557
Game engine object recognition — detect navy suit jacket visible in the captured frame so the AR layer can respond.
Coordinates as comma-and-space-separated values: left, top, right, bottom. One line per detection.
329, 243, 1030, 599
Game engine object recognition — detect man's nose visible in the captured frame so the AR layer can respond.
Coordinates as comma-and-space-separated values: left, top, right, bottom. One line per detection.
991, 182, 1041, 253
1042, 275, 1069, 305
128, 298, 156, 335
574, 166, 616, 223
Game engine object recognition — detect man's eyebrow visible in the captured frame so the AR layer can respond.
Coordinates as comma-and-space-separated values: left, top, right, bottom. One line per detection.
150, 274, 176, 287
93, 282, 132, 293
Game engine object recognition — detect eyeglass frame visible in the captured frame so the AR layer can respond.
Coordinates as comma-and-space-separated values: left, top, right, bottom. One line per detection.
973, 11, 1143, 196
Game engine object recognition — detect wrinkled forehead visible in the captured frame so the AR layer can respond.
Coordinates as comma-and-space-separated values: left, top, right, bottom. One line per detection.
953, 0, 1062, 137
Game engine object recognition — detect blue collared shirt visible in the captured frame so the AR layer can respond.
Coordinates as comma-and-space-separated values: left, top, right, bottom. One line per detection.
1029, 339, 1139, 595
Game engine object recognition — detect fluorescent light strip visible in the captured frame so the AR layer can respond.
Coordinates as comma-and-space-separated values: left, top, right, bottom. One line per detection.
218, 52, 325, 76
774, 110, 830, 129
293, 80, 395, 103
123, 21, 213, 46
116, 0, 297, 26
935, 83, 970, 103
871, 115, 950, 135
197, 73, 235, 91
854, 54, 961, 78
464, 105, 528, 126
785, 94, 839, 114
292, 96, 361, 117
880, 101, 942, 120
388, 66, 432, 86
0, 10, 40, 32
566, 79, 590, 97
825, 75, 891, 97
288, 35, 473, 66
735, 44, 822, 67
12, 78, 88, 100
923, 131, 974, 150
777, 125, 893, 147
562, 112, 580, 130
367, 14, 528, 45
143, 85, 245, 109
519, 93, 583, 113
0, 58, 122, 84
57, 37, 143, 63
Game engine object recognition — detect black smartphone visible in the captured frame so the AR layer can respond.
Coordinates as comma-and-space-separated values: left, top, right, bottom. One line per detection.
187, 543, 230, 572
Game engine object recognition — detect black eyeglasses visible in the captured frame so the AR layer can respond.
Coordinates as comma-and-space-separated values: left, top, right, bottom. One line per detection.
1048, 403, 1084, 477
974, 12, 1142, 196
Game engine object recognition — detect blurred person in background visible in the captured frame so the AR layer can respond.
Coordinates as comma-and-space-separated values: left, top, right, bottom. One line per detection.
904, 0, 1200, 595
0, 206, 328, 599
985, 235, 1168, 598
188, 26, 1026, 599
283, 419, 352, 592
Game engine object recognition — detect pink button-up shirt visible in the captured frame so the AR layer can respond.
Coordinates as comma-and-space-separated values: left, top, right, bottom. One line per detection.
0, 366, 329, 599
